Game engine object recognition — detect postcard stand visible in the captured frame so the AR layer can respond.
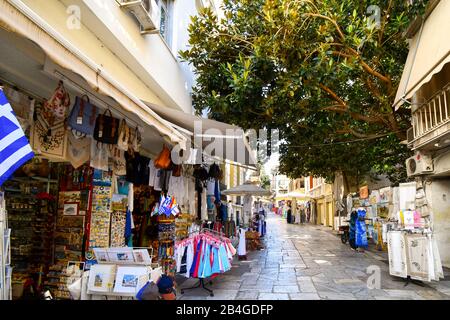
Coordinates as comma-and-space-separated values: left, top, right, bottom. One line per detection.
86, 247, 159, 299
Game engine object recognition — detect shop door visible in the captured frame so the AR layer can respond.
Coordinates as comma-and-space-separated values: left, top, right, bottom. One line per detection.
327, 202, 334, 228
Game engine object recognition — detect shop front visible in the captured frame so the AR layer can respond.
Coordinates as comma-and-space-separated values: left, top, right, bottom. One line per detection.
0, 10, 251, 299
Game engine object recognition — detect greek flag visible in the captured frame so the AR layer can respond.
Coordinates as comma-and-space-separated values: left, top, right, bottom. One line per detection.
0, 89, 34, 186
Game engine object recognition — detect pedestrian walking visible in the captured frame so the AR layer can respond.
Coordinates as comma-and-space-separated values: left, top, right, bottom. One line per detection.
287, 204, 292, 224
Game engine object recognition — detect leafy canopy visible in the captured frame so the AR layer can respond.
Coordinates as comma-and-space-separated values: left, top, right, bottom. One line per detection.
180, 0, 427, 184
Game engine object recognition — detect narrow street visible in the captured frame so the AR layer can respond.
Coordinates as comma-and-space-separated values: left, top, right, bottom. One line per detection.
178, 213, 450, 300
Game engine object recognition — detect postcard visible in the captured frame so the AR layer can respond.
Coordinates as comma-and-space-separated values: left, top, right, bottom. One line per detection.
133, 249, 152, 264
87, 264, 116, 293
113, 266, 148, 294
108, 247, 134, 263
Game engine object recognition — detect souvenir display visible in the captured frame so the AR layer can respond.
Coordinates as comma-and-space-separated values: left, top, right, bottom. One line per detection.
110, 211, 127, 247
88, 186, 112, 249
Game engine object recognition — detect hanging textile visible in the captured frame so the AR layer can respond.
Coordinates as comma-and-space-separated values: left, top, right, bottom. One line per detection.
355, 209, 368, 248
405, 233, 430, 281
387, 231, 408, 278
237, 228, 246, 258
67, 132, 91, 169
201, 190, 208, 221
90, 141, 109, 171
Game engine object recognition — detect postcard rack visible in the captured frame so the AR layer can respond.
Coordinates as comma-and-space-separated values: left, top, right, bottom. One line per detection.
86, 247, 161, 299
93, 247, 154, 265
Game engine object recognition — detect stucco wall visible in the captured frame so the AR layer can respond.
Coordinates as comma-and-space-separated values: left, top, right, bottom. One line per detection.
19, 0, 193, 112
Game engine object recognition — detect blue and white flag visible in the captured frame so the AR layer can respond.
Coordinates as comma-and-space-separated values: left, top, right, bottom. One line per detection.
0, 89, 34, 186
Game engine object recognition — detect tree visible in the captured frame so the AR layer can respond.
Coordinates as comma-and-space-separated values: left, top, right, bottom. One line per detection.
180, 0, 427, 184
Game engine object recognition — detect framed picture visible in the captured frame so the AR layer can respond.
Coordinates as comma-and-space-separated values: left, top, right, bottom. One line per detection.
133, 249, 152, 264
87, 264, 116, 293
108, 247, 134, 263
113, 266, 148, 294
63, 202, 79, 216
93, 248, 110, 263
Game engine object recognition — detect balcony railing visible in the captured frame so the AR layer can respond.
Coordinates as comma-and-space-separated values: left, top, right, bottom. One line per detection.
412, 82, 450, 140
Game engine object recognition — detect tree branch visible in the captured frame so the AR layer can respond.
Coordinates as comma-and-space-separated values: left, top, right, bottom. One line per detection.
318, 84, 347, 107
303, 13, 345, 41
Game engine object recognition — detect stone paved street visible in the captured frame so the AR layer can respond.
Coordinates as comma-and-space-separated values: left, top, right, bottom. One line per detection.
177, 213, 450, 300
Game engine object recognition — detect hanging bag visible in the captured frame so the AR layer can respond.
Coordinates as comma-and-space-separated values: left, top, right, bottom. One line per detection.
112, 146, 127, 176
208, 163, 221, 179
90, 140, 109, 171
93, 109, 120, 144
31, 81, 70, 160
130, 126, 142, 153
117, 119, 131, 151
67, 95, 98, 137
154, 145, 171, 169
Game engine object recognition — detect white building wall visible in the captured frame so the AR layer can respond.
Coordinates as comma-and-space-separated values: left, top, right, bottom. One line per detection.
16, 0, 210, 113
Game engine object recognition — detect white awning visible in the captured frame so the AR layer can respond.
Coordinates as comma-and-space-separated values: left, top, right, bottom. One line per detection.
0, 0, 187, 147
144, 102, 257, 167
394, 0, 450, 109
222, 181, 271, 196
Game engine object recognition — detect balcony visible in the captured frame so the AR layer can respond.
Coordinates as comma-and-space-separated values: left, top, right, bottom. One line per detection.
410, 82, 450, 150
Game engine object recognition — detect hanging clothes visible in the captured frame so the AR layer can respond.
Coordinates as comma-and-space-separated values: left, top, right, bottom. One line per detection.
175, 232, 236, 279
237, 228, 247, 258
201, 190, 208, 221
214, 179, 221, 205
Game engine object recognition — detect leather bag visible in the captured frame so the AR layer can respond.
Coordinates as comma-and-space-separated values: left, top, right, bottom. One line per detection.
67, 95, 98, 137
93, 109, 120, 144
154, 145, 172, 169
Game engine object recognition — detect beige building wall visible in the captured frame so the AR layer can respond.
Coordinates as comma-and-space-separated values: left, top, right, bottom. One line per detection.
16, 0, 203, 112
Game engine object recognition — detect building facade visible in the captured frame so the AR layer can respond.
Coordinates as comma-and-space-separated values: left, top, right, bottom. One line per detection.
394, 0, 450, 267
304, 176, 335, 229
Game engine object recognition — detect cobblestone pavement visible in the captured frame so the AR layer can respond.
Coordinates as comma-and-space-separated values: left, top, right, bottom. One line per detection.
177, 213, 450, 300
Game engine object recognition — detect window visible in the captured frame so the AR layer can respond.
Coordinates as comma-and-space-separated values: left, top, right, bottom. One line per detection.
156, 0, 172, 46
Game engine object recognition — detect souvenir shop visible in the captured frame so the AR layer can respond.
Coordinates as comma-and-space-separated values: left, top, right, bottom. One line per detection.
344, 182, 444, 283
0, 29, 244, 300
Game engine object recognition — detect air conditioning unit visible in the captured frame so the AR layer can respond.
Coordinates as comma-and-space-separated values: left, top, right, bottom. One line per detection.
119, 0, 160, 34
406, 152, 434, 177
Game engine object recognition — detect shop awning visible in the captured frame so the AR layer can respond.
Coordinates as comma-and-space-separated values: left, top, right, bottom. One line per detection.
0, 0, 187, 148
144, 102, 257, 167
222, 181, 272, 196
275, 190, 310, 201
394, 0, 450, 110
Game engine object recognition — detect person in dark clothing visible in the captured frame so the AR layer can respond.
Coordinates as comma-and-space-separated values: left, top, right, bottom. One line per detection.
287, 205, 292, 224
349, 210, 358, 250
